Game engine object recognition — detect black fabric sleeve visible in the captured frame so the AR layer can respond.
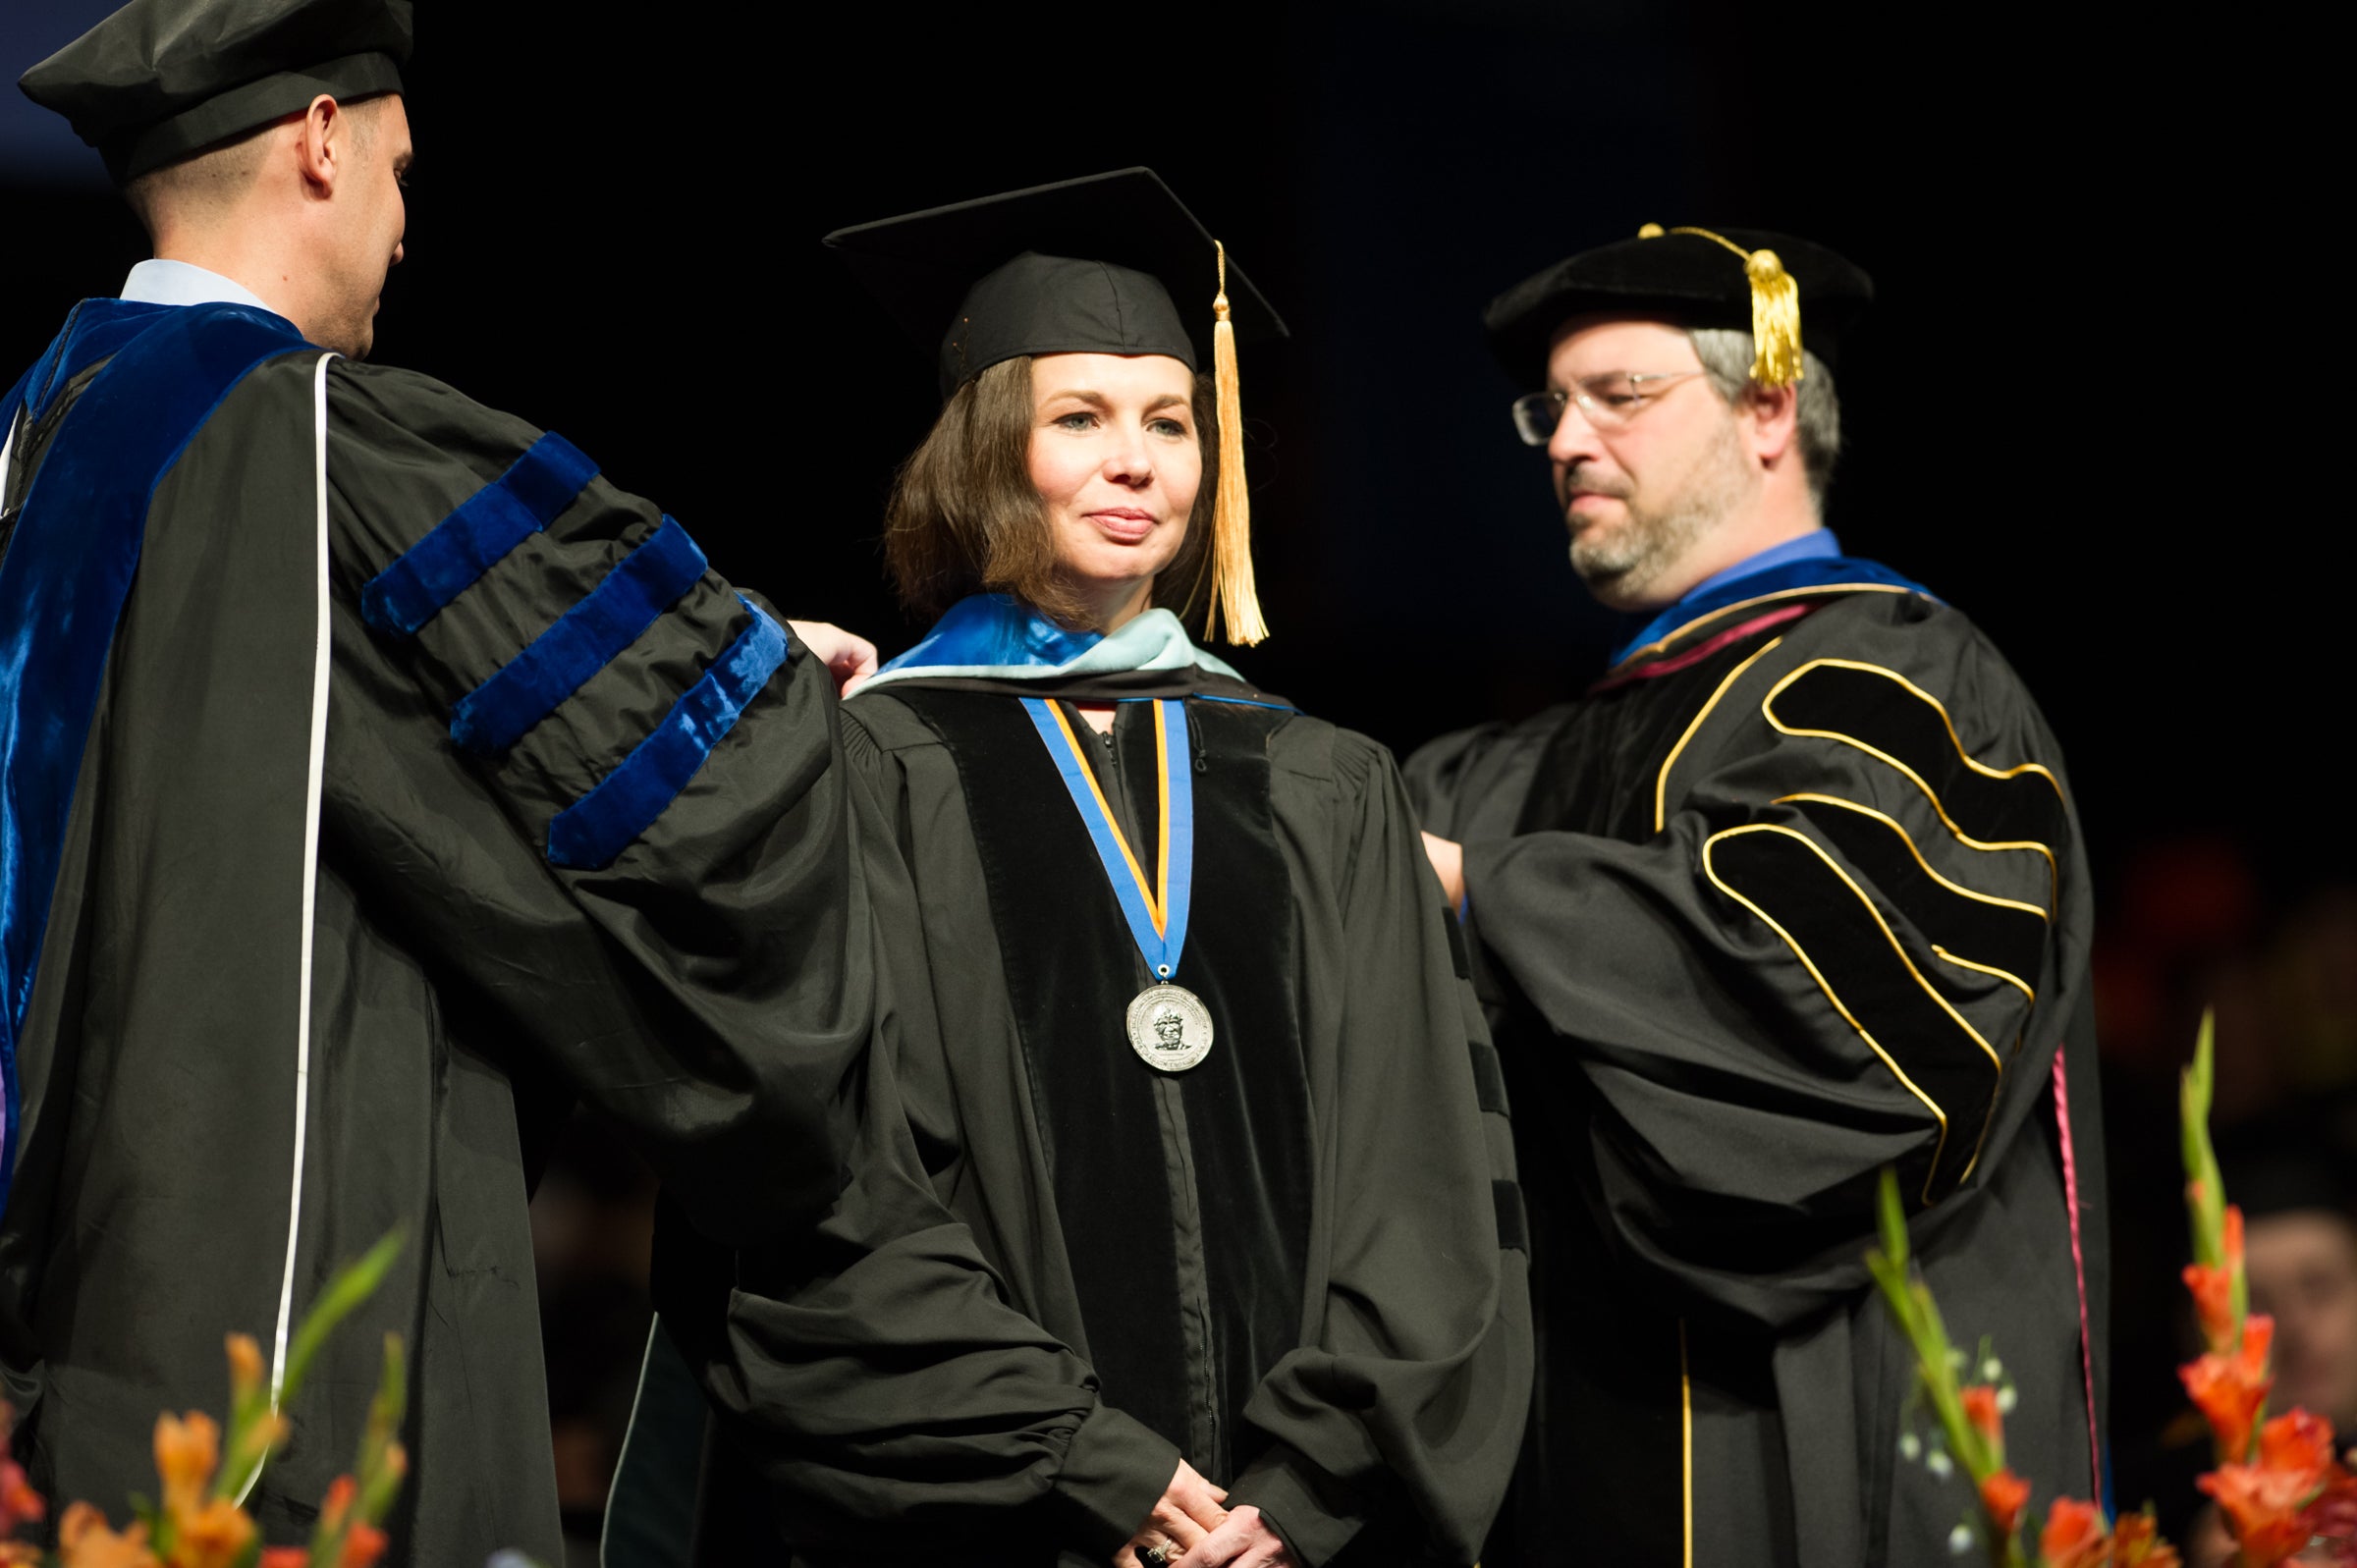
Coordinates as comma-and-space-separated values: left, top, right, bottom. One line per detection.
694, 715, 1178, 1559
1231, 733, 1532, 1566
319, 359, 868, 1241
1459, 604, 2089, 1329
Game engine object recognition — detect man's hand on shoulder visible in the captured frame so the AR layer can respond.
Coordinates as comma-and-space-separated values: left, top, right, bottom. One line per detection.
788, 621, 879, 696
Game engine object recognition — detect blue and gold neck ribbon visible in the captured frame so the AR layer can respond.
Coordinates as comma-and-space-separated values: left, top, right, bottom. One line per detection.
1021, 697, 1194, 981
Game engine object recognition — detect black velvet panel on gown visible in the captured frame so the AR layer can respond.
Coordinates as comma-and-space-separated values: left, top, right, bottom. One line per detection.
898, 690, 1313, 1483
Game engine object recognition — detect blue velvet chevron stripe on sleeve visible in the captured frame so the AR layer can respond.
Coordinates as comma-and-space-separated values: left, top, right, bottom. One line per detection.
545, 601, 794, 871
449, 517, 708, 755
360, 431, 598, 635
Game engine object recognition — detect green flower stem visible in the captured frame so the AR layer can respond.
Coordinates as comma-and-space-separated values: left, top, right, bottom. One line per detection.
217, 1229, 405, 1505
1867, 1168, 2027, 1568
2179, 1012, 2267, 1461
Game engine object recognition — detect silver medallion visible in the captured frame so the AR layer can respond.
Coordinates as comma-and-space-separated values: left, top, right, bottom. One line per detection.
1126, 983, 1214, 1072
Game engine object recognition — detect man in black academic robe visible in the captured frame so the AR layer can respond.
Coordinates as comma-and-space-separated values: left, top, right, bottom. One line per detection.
0, 2, 889, 1557
1407, 227, 2108, 1565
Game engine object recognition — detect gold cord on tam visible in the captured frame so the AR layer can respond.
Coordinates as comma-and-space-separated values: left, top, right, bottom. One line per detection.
1639, 223, 1806, 388
1203, 241, 1268, 646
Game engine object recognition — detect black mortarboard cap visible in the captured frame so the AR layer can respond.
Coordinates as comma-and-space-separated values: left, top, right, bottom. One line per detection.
827, 168, 1287, 647
20, 0, 412, 185
1485, 224, 1874, 388
824, 167, 1287, 402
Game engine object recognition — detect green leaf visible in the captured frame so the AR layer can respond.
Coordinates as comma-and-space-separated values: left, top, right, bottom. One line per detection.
355, 1331, 410, 1522
280, 1229, 405, 1414
219, 1228, 405, 1504
2181, 1010, 2225, 1271
1863, 1167, 2024, 1567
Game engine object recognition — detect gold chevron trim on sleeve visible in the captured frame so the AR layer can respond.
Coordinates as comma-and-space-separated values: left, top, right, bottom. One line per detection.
1655, 636, 1788, 833
1762, 659, 2062, 905
1701, 823, 1970, 1203
1777, 791, 2046, 1018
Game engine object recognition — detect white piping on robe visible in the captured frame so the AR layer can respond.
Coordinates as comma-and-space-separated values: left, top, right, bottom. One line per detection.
240, 350, 339, 1502
601, 1318, 670, 1568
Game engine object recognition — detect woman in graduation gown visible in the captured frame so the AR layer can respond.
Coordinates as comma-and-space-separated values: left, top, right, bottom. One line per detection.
696, 171, 1530, 1568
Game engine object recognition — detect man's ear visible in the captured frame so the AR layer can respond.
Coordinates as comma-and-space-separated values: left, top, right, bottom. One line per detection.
295, 94, 343, 198
1740, 380, 1800, 467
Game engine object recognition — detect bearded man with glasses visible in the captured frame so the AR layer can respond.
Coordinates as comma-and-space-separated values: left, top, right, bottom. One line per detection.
1407, 227, 2107, 1566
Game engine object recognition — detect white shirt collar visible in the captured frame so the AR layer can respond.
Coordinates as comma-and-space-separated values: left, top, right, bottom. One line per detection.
119, 258, 277, 315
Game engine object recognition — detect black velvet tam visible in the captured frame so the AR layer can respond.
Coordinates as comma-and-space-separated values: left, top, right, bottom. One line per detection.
1483, 225, 1874, 386
824, 167, 1288, 401
19, 0, 411, 183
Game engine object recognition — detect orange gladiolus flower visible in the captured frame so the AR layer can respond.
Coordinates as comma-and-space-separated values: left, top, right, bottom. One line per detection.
317, 1475, 356, 1532
2200, 1460, 2315, 1565
57, 1500, 162, 1568
338, 1523, 389, 1568
0, 1450, 41, 1531
257, 1550, 310, 1568
2038, 1495, 2110, 1568
2182, 1314, 2275, 1461
226, 1334, 264, 1400
169, 1496, 258, 1568
151, 1411, 220, 1517
1979, 1466, 2030, 1541
2253, 1407, 2335, 1487
2111, 1507, 2182, 1566
1961, 1384, 2005, 1448
2183, 1206, 2247, 1354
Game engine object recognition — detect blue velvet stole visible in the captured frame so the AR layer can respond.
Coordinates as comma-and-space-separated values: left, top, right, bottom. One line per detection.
864, 592, 1244, 691
0, 299, 310, 1214
884, 592, 1101, 673
1607, 552, 1935, 669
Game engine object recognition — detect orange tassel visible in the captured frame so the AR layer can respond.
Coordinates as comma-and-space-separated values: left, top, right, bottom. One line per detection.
1203, 241, 1267, 646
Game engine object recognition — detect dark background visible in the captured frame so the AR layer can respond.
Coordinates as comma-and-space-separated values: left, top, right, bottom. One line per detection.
6, 2, 2346, 1557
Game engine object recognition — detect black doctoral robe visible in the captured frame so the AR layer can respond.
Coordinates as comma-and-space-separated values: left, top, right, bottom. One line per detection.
1405, 577, 2109, 1566
645, 652, 1531, 1567
0, 299, 877, 1561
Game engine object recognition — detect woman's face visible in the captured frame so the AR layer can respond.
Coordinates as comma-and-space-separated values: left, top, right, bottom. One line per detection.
1027, 352, 1201, 626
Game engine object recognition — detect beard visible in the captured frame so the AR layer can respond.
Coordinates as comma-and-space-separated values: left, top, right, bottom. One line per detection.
1563, 414, 1753, 610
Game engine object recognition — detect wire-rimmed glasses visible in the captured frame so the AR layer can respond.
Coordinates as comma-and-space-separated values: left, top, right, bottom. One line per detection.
1509, 370, 1706, 446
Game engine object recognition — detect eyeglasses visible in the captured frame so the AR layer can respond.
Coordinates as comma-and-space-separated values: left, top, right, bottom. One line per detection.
1509, 371, 1706, 446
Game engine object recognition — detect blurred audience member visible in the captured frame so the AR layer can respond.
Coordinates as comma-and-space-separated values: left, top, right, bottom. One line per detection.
2100, 841, 2357, 1555
2178, 1131, 2357, 1566
2234, 1140, 2357, 1434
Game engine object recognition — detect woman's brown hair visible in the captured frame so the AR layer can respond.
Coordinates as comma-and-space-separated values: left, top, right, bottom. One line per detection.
882, 355, 1220, 630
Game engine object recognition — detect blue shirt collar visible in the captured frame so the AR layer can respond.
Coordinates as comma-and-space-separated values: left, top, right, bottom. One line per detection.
1676, 529, 1843, 603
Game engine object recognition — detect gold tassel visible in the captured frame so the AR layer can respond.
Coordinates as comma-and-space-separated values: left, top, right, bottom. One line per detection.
1203, 241, 1267, 646
1741, 248, 1803, 387
1647, 224, 1806, 389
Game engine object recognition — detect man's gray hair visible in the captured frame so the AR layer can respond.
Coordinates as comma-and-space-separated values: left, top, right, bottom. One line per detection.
1687, 328, 1841, 507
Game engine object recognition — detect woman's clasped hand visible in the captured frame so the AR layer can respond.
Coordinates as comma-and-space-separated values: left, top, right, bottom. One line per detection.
1117, 1461, 1296, 1568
